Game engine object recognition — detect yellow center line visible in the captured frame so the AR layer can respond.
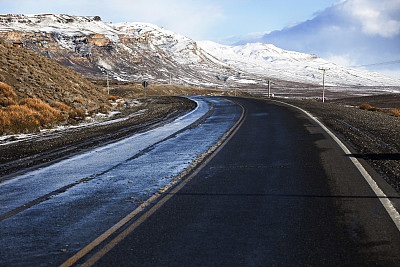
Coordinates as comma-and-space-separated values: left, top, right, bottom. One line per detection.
59, 98, 246, 267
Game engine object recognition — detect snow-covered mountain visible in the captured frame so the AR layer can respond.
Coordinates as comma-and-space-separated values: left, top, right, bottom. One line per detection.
0, 14, 399, 95
198, 41, 400, 87
0, 14, 263, 89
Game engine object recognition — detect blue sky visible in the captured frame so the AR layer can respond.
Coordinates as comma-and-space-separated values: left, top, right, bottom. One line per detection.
1, 0, 338, 41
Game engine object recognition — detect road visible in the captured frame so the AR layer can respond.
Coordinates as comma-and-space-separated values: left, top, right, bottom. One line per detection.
1, 97, 400, 266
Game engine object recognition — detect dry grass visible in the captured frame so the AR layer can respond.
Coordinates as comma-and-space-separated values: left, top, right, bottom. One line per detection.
0, 82, 17, 99
68, 108, 85, 121
359, 103, 381, 111
74, 98, 84, 104
360, 103, 400, 118
107, 95, 120, 101
19, 98, 63, 124
1, 105, 42, 134
0, 97, 18, 107
389, 109, 400, 117
0, 82, 77, 134
51, 101, 72, 112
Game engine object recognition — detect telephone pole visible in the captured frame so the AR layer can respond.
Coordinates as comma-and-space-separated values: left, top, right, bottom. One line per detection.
319, 68, 330, 102
268, 79, 271, 98
106, 72, 110, 95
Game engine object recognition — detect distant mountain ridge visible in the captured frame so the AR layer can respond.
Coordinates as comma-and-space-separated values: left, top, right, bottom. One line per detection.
0, 14, 399, 91
197, 41, 400, 87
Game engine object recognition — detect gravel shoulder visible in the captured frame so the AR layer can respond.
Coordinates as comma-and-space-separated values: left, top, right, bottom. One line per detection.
278, 98, 400, 192
0, 96, 196, 177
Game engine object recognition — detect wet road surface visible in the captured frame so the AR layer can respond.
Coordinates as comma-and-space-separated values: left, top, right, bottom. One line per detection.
2, 97, 400, 266
0, 97, 242, 266
92, 97, 400, 266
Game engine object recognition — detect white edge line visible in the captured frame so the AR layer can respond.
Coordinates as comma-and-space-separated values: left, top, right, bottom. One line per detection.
272, 99, 400, 231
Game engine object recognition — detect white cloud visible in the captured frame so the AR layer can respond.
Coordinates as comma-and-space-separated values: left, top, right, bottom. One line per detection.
1, 0, 225, 40
241, 0, 400, 79
102, 0, 224, 40
325, 54, 356, 67
343, 0, 400, 37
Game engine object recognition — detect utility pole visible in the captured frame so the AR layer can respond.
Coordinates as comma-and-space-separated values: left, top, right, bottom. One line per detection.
268, 79, 271, 98
319, 68, 330, 102
106, 72, 110, 95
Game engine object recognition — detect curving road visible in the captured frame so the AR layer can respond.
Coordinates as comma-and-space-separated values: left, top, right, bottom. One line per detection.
1, 96, 400, 266
92, 97, 400, 266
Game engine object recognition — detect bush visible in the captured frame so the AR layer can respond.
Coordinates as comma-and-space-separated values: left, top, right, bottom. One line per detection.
108, 95, 120, 101
0, 105, 41, 134
359, 103, 380, 111
0, 97, 65, 135
74, 98, 84, 104
0, 97, 18, 107
68, 108, 85, 120
51, 101, 72, 112
389, 109, 400, 117
19, 98, 63, 124
0, 82, 17, 99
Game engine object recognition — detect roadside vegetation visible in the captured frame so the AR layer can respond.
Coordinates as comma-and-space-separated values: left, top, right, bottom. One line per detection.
360, 103, 400, 117
0, 82, 102, 134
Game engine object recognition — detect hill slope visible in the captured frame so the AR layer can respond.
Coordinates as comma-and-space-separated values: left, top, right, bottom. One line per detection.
0, 37, 109, 134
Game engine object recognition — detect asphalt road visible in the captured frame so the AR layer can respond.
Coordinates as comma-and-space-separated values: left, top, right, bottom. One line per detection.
91, 97, 400, 266
0, 97, 242, 266
2, 97, 400, 266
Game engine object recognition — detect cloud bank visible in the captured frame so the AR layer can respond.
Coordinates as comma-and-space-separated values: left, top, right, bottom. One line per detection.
236, 0, 400, 78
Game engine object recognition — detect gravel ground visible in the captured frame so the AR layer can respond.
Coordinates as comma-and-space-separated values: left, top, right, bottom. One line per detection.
0, 96, 196, 177
278, 98, 400, 192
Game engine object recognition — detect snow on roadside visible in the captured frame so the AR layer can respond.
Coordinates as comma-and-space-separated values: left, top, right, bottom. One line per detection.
0, 99, 145, 146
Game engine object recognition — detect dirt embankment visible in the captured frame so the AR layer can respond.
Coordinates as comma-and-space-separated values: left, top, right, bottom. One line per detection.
280, 97, 400, 192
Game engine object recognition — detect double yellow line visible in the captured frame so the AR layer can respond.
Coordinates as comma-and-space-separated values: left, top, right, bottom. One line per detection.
60, 98, 246, 267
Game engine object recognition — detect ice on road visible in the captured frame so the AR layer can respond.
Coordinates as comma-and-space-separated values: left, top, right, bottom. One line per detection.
0, 96, 242, 266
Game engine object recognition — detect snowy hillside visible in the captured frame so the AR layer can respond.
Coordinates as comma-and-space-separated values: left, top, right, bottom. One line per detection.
0, 14, 120, 40
198, 41, 400, 87
1, 14, 399, 93
0, 14, 256, 88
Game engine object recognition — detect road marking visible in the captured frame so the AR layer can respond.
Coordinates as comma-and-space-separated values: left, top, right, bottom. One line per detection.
272, 99, 400, 231
60, 99, 246, 267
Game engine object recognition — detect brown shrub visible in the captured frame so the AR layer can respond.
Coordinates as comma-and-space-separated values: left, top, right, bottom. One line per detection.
51, 101, 72, 112
360, 103, 373, 110
74, 98, 84, 104
108, 95, 120, 101
68, 108, 85, 120
0, 82, 17, 99
0, 97, 18, 107
0, 105, 41, 134
389, 109, 400, 117
19, 98, 63, 124
359, 103, 380, 111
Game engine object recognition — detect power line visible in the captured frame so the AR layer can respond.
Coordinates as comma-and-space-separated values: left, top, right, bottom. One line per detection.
351, 60, 400, 68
